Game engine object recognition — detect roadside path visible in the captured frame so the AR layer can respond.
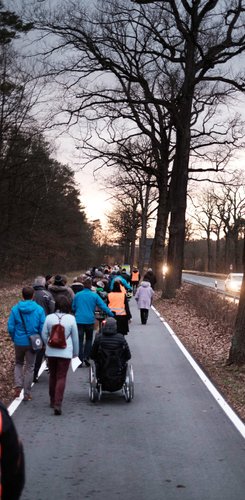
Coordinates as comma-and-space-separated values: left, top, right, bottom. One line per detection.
11, 298, 245, 500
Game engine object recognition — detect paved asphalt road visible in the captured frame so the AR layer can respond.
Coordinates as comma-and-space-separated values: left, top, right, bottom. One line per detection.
182, 273, 225, 292
12, 297, 245, 500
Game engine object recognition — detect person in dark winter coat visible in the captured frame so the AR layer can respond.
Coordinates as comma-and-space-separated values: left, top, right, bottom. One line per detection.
143, 268, 157, 290
33, 276, 55, 315
0, 401, 25, 500
49, 275, 74, 303
90, 317, 131, 390
33, 276, 55, 383
72, 277, 114, 366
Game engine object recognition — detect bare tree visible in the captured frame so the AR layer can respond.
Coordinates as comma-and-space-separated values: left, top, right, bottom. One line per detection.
106, 190, 141, 266
26, 0, 245, 296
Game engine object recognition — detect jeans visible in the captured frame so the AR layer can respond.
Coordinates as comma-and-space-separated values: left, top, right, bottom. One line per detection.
48, 357, 70, 409
33, 347, 46, 379
14, 345, 36, 397
77, 324, 94, 361
140, 309, 149, 324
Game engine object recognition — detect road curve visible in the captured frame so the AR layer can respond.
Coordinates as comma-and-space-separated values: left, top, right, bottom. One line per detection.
11, 298, 245, 500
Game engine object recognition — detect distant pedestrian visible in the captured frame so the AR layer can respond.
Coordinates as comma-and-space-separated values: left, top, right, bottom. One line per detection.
107, 281, 132, 335
71, 276, 84, 295
45, 274, 53, 290
41, 295, 79, 415
143, 268, 157, 290
7, 286, 45, 401
135, 280, 154, 325
0, 401, 25, 499
109, 272, 132, 292
72, 277, 114, 367
33, 276, 55, 383
130, 266, 140, 294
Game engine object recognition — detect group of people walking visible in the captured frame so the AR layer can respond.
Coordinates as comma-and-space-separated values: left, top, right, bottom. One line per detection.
7, 265, 156, 416
4, 264, 156, 499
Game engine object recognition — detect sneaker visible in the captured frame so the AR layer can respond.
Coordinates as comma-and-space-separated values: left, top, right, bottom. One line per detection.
54, 407, 62, 415
23, 394, 32, 401
84, 359, 90, 367
14, 387, 22, 398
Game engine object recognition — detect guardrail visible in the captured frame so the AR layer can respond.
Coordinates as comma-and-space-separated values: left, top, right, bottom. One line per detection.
182, 276, 239, 304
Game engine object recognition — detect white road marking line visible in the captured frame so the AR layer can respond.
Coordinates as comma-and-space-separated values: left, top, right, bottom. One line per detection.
8, 360, 47, 416
151, 305, 245, 439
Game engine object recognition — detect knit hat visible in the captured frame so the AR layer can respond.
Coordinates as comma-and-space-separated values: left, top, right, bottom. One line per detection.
102, 317, 117, 334
54, 275, 64, 286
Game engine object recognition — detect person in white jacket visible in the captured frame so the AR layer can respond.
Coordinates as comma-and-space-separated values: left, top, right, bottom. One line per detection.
42, 295, 79, 415
135, 280, 154, 325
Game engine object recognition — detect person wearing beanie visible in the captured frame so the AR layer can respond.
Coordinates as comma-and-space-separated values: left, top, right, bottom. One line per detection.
49, 275, 74, 303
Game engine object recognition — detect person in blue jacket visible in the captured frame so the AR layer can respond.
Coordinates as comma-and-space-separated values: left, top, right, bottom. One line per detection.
72, 277, 114, 367
109, 271, 132, 292
7, 286, 45, 401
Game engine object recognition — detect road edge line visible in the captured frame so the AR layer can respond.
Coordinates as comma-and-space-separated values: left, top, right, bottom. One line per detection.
8, 360, 47, 416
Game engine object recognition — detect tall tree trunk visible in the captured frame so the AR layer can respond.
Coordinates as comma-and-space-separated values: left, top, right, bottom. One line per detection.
151, 175, 169, 289
227, 237, 245, 365
138, 187, 150, 276
215, 230, 221, 272
164, 126, 190, 298
207, 232, 212, 272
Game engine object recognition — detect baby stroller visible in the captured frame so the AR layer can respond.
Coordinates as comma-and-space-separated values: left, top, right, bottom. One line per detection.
89, 346, 134, 403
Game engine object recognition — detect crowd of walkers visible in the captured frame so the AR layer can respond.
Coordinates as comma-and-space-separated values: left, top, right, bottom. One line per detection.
3, 264, 156, 499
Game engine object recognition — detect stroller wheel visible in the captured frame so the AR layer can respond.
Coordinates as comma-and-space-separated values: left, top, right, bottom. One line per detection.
124, 365, 134, 402
89, 363, 98, 402
89, 384, 98, 402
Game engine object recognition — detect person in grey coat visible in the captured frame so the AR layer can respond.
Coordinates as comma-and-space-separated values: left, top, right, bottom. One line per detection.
135, 280, 154, 325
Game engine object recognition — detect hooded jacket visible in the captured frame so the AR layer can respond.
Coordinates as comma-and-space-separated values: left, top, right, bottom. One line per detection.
135, 281, 154, 310
8, 300, 45, 346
